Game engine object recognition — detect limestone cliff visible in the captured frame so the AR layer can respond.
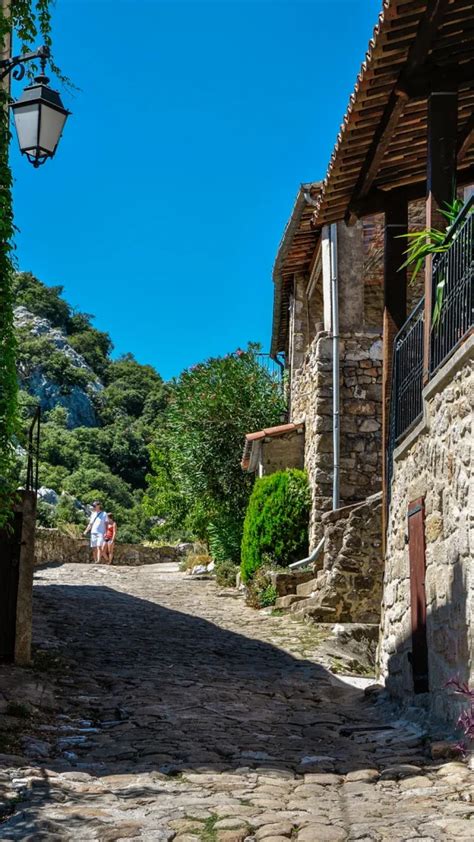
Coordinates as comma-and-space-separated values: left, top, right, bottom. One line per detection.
14, 306, 103, 428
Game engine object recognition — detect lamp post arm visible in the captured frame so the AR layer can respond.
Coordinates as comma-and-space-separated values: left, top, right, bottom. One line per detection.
0, 44, 50, 82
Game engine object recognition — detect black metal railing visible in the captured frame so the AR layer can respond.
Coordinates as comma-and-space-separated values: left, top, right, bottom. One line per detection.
387, 299, 424, 507
394, 298, 425, 441
387, 197, 473, 512
431, 195, 474, 374
25, 406, 41, 493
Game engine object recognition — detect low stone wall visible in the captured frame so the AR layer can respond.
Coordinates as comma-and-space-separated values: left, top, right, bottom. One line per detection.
380, 337, 473, 724
34, 528, 180, 566
291, 330, 383, 547
291, 493, 383, 623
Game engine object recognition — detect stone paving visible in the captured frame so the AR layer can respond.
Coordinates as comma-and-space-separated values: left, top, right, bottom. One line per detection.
0, 562, 473, 841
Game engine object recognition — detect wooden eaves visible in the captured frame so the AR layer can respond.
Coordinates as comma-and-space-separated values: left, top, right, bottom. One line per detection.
309, 0, 474, 228
270, 182, 321, 357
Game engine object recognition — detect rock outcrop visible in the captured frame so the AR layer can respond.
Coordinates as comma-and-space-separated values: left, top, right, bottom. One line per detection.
15, 306, 103, 428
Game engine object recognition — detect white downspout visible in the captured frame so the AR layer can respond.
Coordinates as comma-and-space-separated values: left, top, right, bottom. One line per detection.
289, 223, 340, 571
329, 223, 340, 511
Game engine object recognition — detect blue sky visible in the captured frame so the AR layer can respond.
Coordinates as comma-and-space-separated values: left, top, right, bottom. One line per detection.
11, 0, 379, 380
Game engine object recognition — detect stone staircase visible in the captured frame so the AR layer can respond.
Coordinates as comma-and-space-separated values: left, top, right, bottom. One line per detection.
274, 492, 383, 624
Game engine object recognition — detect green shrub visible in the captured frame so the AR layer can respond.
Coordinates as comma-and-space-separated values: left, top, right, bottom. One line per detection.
240, 468, 310, 583
215, 558, 238, 587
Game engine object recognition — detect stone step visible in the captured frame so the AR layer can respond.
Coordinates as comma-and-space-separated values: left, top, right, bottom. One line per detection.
290, 595, 338, 622
274, 594, 307, 610
270, 569, 314, 597
296, 578, 319, 597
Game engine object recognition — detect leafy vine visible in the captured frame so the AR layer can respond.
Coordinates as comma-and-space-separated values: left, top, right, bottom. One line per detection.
0, 1, 64, 528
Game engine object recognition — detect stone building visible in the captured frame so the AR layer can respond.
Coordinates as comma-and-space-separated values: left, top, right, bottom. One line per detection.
294, 0, 474, 724
243, 184, 388, 624
270, 185, 385, 549
246, 0, 474, 724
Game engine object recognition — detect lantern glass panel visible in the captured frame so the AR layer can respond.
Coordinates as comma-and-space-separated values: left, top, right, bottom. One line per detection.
13, 103, 39, 152
39, 104, 68, 154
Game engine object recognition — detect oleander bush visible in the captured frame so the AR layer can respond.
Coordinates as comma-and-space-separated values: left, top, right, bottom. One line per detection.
240, 468, 310, 583
144, 345, 286, 557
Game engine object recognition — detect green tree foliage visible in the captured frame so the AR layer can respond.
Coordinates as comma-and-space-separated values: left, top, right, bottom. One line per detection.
13, 273, 167, 543
144, 346, 286, 560
0, 2, 71, 527
240, 469, 310, 583
13, 272, 113, 377
101, 355, 164, 422
0, 17, 17, 527
13, 272, 70, 330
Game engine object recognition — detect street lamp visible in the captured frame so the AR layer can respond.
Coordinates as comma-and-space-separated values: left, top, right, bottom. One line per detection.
0, 45, 70, 167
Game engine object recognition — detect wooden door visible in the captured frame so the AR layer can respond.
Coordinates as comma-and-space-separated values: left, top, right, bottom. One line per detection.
408, 497, 429, 693
0, 510, 23, 662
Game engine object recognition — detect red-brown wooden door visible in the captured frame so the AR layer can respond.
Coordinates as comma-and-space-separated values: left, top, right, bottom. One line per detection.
408, 497, 429, 693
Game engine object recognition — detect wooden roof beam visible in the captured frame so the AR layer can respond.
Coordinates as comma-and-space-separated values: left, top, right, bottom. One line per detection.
350, 164, 474, 219
401, 60, 474, 98
346, 0, 451, 223
354, 164, 474, 219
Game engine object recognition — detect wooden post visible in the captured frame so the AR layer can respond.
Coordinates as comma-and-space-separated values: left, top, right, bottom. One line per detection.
14, 491, 37, 665
382, 193, 408, 543
423, 84, 458, 380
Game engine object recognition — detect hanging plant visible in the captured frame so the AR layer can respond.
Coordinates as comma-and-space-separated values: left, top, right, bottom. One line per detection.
398, 198, 471, 327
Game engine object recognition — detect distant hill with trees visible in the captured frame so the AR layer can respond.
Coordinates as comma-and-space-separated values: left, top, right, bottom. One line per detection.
14, 272, 166, 543
15, 272, 285, 557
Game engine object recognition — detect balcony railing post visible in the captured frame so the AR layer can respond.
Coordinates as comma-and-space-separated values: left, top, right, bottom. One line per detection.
423, 81, 458, 381
382, 195, 408, 546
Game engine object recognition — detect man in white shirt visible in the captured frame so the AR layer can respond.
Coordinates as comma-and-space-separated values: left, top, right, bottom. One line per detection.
84, 501, 108, 563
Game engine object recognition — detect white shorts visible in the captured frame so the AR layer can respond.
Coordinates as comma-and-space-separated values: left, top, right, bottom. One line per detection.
90, 533, 105, 548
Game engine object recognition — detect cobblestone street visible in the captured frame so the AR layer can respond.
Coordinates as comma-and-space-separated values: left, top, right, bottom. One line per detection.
0, 563, 473, 841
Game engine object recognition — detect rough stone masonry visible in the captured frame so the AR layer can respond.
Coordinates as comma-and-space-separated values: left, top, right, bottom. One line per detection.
290, 331, 383, 548
380, 339, 473, 725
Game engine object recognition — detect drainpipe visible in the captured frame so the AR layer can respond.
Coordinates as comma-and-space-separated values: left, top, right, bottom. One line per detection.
289, 224, 340, 571
329, 223, 340, 511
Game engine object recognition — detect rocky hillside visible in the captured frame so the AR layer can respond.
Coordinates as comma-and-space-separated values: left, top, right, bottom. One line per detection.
15, 305, 103, 427
14, 272, 166, 543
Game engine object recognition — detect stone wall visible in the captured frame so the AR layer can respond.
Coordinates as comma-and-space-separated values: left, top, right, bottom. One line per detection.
291, 330, 383, 547
361, 202, 427, 330
259, 430, 304, 476
379, 338, 473, 724
34, 528, 181, 566
291, 493, 383, 623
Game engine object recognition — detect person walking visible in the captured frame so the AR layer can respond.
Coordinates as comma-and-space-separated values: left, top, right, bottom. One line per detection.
84, 501, 108, 564
103, 514, 117, 565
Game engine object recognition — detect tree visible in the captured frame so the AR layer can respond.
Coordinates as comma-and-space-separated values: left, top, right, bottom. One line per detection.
144, 345, 286, 560
13, 272, 70, 330
100, 354, 164, 422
